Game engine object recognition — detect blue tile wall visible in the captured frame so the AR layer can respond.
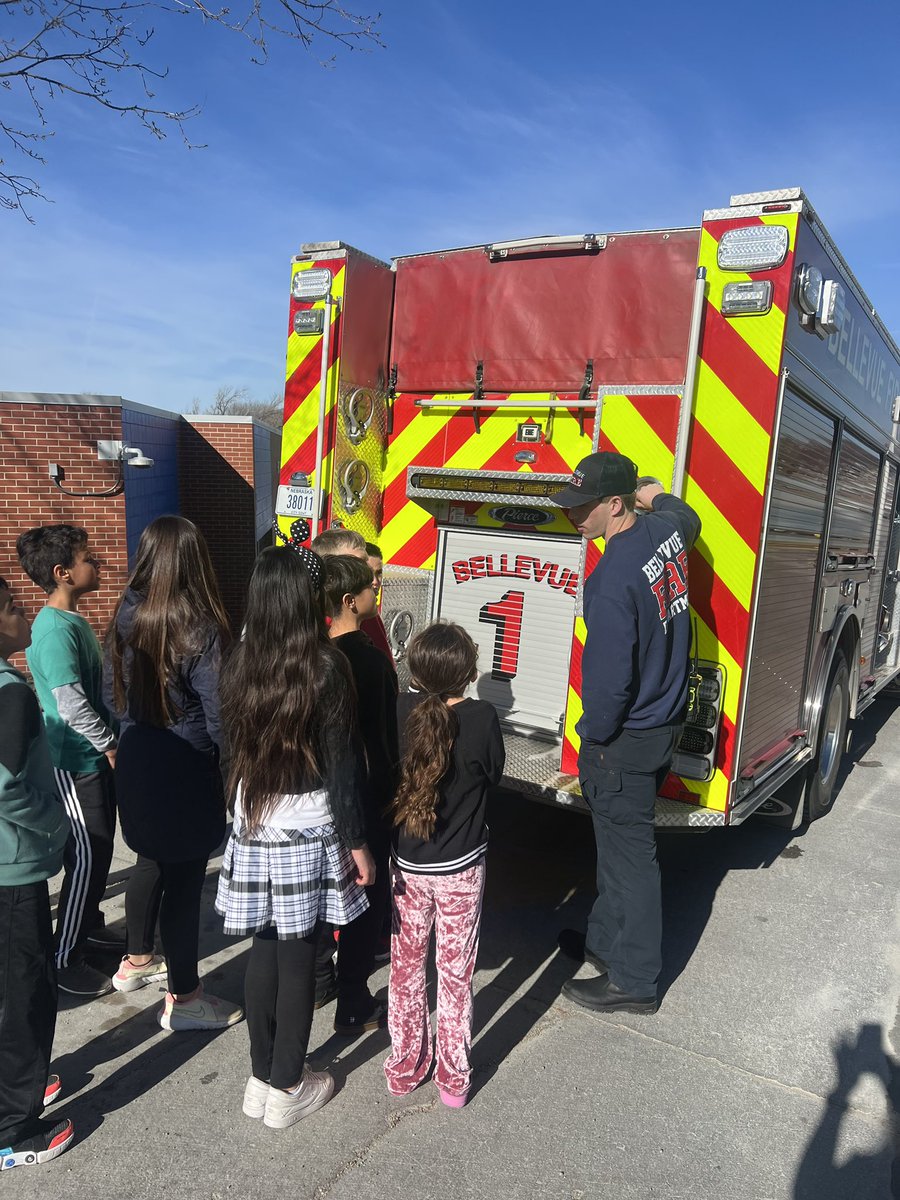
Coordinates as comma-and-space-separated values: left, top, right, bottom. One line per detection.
122, 407, 180, 562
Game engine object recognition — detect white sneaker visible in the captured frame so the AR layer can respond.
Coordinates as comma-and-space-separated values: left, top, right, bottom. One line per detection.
263, 1068, 335, 1129
242, 1076, 270, 1119
157, 989, 244, 1032
112, 955, 168, 993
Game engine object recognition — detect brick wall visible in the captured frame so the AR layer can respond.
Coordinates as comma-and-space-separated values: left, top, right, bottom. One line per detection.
2, 400, 281, 648
0, 402, 129, 663
180, 419, 257, 633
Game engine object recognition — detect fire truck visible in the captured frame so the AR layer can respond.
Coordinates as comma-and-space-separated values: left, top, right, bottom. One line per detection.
275, 187, 900, 830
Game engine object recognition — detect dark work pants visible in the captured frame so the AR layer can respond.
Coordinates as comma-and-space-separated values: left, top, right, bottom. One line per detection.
0, 882, 57, 1146
124, 854, 210, 995
316, 821, 390, 1018
579, 724, 680, 997
245, 927, 317, 1090
53, 768, 116, 969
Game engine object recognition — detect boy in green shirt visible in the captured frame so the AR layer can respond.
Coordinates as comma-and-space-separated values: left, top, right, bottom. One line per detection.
0, 576, 74, 1169
17, 525, 119, 999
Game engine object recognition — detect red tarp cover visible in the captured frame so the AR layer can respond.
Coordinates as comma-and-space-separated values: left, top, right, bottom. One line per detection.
390, 229, 700, 393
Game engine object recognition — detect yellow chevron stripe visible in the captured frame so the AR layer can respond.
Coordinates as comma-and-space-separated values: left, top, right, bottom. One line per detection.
679, 770, 729, 811
693, 361, 770, 494
760, 212, 798, 250
549, 407, 595, 455
684, 479, 755, 611
698, 224, 794, 376
600, 394, 676, 482
384, 402, 454, 488
281, 355, 341, 465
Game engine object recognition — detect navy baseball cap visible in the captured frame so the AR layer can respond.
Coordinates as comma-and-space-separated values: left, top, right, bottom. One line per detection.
551, 451, 638, 508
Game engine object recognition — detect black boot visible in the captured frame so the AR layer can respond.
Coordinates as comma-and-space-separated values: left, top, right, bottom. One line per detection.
562, 975, 657, 1014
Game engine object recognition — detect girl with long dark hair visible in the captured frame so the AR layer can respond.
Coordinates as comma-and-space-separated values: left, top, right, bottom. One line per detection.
104, 515, 242, 1031
215, 543, 374, 1130
384, 623, 504, 1107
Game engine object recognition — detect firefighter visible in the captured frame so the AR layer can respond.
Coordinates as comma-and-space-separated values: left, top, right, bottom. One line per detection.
550, 452, 700, 1013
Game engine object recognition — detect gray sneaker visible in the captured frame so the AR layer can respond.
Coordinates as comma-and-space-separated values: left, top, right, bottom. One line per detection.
157, 989, 244, 1032
263, 1068, 335, 1129
57, 962, 113, 997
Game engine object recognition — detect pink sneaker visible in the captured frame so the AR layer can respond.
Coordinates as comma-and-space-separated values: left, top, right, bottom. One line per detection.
112, 955, 167, 993
437, 1087, 468, 1108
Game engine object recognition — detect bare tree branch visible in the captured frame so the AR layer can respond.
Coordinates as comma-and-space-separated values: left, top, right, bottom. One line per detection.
0, 0, 383, 214
192, 385, 283, 427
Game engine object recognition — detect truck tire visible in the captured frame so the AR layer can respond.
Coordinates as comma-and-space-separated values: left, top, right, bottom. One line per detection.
804, 653, 850, 822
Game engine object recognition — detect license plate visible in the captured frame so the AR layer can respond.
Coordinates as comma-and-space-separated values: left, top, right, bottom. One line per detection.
275, 484, 315, 519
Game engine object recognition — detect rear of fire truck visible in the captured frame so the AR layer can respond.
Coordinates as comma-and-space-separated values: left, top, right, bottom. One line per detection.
275, 189, 900, 828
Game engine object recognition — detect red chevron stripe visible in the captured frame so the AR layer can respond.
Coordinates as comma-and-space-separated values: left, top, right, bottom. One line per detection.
395, 521, 440, 568
699, 303, 780, 430
389, 394, 426, 441
280, 413, 338, 484
685, 421, 765, 551
283, 344, 325, 425
687, 552, 748, 670
627, 394, 680, 452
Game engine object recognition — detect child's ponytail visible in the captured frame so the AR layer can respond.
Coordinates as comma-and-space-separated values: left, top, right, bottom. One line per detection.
390, 621, 479, 840
392, 695, 458, 839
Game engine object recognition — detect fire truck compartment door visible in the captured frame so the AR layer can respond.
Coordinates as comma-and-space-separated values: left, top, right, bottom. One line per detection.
433, 528, 581, 736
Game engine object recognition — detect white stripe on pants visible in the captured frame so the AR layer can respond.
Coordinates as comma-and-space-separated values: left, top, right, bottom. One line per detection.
53, 768, 94, 968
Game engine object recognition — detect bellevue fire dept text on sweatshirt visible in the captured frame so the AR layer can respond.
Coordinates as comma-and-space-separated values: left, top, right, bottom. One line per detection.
577, 494, 702, 746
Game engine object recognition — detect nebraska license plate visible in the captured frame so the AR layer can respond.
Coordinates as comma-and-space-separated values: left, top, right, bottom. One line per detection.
275, 484, 315, 519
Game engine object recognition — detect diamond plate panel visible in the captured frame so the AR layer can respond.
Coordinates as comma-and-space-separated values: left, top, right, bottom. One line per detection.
331, 383, 387, 543
380, 565, 433, 691
729, 187, 804, 207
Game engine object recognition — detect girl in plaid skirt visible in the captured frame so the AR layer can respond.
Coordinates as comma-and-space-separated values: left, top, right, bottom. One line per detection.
216, 540, 375, 1130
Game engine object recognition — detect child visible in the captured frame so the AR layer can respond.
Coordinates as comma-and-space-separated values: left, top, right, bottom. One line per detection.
105, 516, 241, 1029
384, 622, 505, 1107
363, 542, 394, 666
309, 528, 393, 664
215, 538, 375, 1130
16, 525, 118, 999
322, 554, 399, 1034
309, 527, 367, 558
0, 577, 73, 1169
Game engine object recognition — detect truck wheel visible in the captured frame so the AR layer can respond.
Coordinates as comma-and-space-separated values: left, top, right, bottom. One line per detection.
805, 653, 850, 822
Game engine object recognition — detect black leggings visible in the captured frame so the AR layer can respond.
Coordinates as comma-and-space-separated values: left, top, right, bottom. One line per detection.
125, 854, 209, 995
245, 927, 318, 1090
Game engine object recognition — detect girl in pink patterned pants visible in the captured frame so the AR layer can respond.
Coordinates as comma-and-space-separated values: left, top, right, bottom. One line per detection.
384, 623, 505, 1108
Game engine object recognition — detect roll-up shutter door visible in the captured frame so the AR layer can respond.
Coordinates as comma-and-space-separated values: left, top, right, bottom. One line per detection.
739, 392, 835, 776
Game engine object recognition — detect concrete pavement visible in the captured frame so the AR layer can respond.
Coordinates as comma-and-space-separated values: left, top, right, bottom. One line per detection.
5, 699, 898, 1199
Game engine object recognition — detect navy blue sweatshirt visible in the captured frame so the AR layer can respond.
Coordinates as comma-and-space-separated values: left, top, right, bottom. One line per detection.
577, 494, 701, 746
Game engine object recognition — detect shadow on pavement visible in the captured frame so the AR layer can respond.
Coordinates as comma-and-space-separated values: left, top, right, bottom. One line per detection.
792, 1022, 899, 1199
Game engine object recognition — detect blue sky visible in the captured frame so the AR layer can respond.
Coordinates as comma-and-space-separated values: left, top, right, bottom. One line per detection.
2, 0, 900, 413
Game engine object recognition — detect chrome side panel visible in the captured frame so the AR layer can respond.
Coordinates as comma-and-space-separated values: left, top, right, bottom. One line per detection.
737, 391, 835, 779
875, 469, 900, 677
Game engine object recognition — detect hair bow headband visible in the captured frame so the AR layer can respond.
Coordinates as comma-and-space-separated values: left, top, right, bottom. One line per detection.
272, 517, 323, 592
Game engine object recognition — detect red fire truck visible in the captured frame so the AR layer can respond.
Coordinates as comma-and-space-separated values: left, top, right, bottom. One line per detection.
275, 187, 900, 829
